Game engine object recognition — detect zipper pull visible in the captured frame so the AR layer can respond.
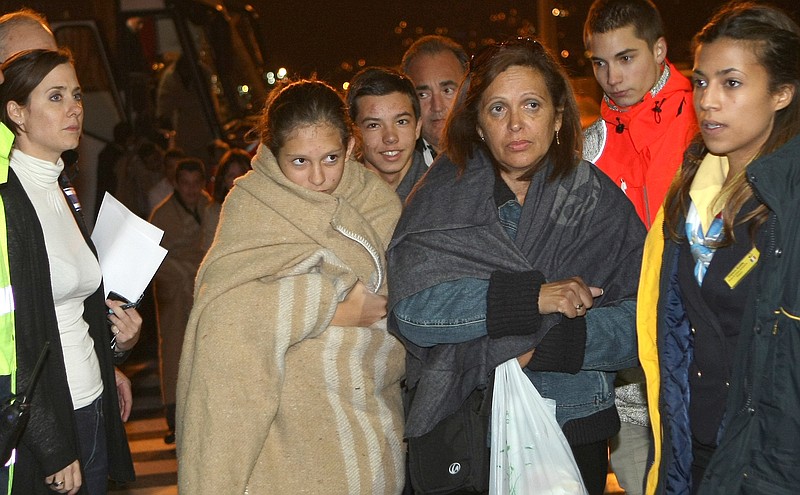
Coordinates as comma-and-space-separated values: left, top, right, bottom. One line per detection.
619, 178, 628, 195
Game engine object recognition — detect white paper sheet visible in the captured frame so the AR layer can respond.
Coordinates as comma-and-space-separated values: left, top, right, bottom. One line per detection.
91, 193, 168, 302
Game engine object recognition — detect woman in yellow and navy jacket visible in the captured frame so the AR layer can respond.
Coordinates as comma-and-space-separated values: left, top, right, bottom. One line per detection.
638, 3, 800, 495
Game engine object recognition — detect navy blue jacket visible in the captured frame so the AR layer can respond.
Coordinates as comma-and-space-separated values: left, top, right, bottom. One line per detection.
647, 134, 800, 494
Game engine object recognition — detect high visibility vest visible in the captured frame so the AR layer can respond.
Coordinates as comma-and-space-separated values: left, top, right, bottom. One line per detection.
0, 122, 17, 485
0, 123, 15, 380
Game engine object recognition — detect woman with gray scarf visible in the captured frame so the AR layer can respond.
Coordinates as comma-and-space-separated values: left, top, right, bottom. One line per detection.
388, 38, 645, 495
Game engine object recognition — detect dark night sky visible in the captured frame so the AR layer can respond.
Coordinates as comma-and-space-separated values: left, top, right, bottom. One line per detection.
247, 0, 800, 85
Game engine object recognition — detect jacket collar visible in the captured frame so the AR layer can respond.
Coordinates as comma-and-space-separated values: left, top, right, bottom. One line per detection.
601, 61, 693, 152
747, 133, 800, 217
603, 62, 672, 113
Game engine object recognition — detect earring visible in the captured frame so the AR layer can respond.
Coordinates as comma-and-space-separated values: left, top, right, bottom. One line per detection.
555, 129, 560, 146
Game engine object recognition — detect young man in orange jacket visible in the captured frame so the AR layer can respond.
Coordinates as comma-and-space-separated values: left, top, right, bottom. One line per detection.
584, 0, 697, 230
582, 2, 698, 494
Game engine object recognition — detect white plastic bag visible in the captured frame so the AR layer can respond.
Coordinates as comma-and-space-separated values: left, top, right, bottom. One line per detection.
489, 359, 589, 495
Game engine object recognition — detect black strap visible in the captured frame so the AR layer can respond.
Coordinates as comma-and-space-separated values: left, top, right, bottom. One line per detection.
17, 341, 49, 405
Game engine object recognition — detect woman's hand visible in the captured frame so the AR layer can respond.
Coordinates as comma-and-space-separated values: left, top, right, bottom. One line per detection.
115, 367, 133, 422
106, 300, 143, 353
516, 349, 535, 368
45, 460, 81, 494
331, 281, 388, 327
538, 277, 603, 318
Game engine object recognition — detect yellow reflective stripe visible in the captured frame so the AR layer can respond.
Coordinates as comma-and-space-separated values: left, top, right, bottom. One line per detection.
0, 122, 13, 184
0, 170, 14, 377
1, 124, 16, 479
0, 284, 13, 375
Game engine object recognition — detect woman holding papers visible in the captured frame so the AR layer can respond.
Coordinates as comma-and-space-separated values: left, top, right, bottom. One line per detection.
0, 49, 136, 494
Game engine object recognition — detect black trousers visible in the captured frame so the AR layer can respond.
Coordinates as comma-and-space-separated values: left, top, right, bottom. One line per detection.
571, 439, 610, 495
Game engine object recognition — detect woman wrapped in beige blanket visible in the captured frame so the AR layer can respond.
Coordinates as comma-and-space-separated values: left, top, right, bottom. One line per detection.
176, 80, 405, 494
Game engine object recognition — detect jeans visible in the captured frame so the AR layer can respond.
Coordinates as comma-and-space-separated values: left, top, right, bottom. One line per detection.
571, 439, 610, 495
75, 395, 108, 495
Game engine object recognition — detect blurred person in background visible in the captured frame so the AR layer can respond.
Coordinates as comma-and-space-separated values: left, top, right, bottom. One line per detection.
149, 158, 219, 445
147, 147, 186, 213
211, 147, 251, 204
95, 121, 135, 219
115, 140, 163, 219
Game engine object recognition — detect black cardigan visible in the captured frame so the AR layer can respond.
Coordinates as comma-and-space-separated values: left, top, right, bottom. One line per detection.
2, 168, 134, 494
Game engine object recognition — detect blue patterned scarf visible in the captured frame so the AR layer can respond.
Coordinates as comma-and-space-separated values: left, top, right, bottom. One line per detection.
685, 201, 724, 285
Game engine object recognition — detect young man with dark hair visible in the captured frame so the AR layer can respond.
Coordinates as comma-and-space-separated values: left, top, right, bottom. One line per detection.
584, 0, 696, 229
583, 2, 697, 494
401, 35, 468, 165
347, 67, 426, 202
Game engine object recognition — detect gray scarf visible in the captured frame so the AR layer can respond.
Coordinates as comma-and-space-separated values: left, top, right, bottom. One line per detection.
388, 147, 644, 436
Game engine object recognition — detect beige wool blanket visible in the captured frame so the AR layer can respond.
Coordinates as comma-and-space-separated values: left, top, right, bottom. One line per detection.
176, 145, 405, 494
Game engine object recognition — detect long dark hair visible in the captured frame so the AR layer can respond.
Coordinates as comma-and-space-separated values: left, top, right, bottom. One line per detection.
663, 2, 800, 244
443, 38, 581, 181
0, 49, 73, 136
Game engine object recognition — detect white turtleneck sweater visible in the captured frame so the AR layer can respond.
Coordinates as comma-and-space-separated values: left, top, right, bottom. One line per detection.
10, 149, 103, 410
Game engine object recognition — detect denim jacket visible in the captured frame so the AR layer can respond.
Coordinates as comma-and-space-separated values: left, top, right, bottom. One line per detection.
394, 194, 638, 427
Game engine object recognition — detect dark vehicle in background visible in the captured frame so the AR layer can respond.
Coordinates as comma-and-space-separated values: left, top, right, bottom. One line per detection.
2, 0, 270, 221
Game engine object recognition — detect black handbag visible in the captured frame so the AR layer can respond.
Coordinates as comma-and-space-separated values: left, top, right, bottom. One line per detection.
0, 342, 49, 465
406, 383, 493, 495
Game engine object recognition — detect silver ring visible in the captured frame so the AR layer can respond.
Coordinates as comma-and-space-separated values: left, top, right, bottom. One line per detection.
51, 480, 64, 487
575, 303, 584, 310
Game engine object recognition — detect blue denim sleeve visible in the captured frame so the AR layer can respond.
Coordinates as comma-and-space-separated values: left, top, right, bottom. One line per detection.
582, 298, 639, 371
392, 278, 489, 347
